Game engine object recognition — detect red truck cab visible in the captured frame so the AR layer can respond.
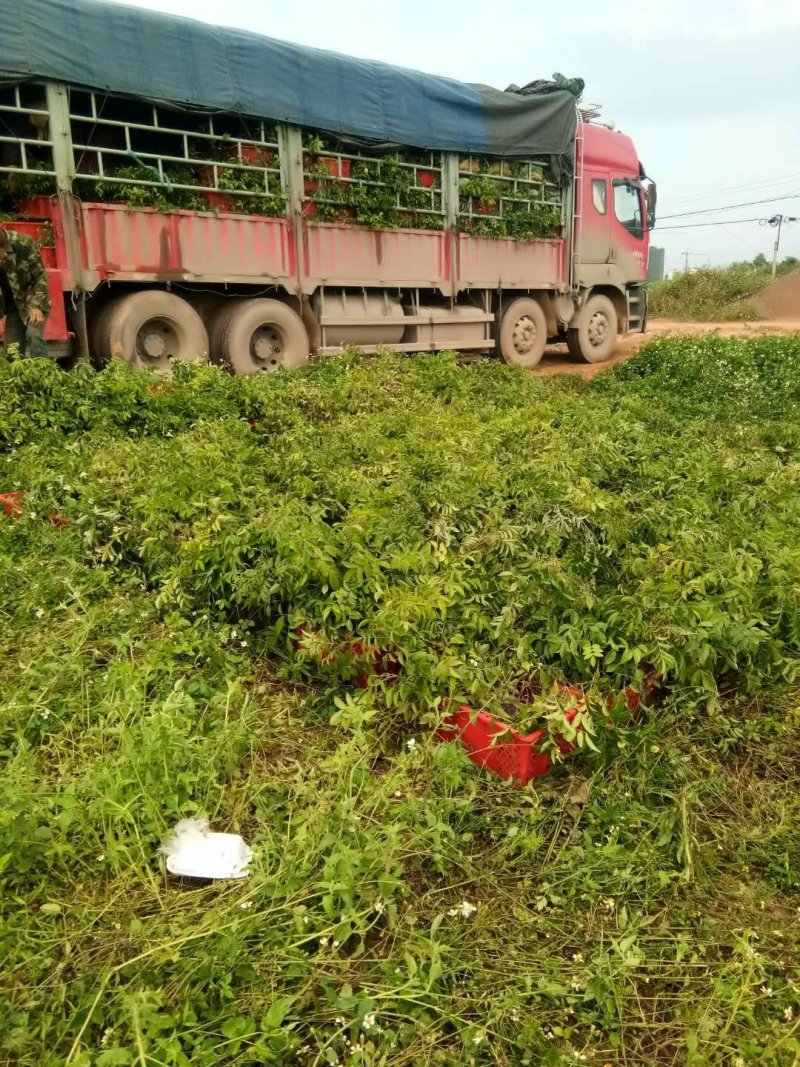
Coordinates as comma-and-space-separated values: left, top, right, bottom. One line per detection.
581, 123, 651, 286
571, 122, 654, 352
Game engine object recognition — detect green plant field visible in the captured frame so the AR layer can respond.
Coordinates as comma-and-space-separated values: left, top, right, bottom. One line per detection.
3, 336, 800, 1066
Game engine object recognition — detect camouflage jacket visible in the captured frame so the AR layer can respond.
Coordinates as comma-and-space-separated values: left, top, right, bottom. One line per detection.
0, 230, 51, 319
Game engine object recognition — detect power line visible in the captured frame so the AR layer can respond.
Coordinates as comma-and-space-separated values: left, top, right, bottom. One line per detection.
657, 216, 765, 231
667, 171, 800, 207
659, 194, 800, 221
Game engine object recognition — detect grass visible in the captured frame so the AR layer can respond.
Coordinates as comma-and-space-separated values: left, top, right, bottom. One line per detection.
3, 337, 800, 1066
647, 264, 772, 321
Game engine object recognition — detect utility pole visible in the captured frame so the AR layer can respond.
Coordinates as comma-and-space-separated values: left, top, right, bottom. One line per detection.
762, 214, 799, 277
681, 250, 705, 272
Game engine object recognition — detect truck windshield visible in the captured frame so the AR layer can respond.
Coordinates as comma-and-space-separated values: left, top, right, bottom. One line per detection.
613, 180, 643, 239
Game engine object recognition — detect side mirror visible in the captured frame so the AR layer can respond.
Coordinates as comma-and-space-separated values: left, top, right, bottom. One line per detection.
645, 181, 657, 231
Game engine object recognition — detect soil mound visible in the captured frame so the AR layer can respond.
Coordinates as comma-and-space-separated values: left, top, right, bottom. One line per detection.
755, 270, 800, 319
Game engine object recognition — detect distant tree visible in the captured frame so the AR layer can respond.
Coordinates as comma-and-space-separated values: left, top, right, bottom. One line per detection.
752, 253, 768, 269
777, 255, 799, 276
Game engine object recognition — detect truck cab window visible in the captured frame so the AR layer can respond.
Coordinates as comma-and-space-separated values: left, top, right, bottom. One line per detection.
592, 179, 607, 215
613, 180, 643, 238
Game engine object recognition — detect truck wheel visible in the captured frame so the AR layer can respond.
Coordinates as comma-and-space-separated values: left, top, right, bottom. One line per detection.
567, 294, 618, 363
98, 291, 209, 373
498, 297, 547, 369
89, 299, 119, 367
214, 298, 310, 374
207, 300, 239, 366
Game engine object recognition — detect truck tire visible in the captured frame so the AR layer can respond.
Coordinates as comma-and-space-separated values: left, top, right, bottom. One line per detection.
498, 297, 547, 369
567, 294, 618, 363
206, 300, 240, 365
97, 291, 209, 373
213, 298, 310, 374
89, 298, 120, 367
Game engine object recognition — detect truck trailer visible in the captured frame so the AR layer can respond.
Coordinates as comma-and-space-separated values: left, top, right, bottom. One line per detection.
0, 0, 656, 373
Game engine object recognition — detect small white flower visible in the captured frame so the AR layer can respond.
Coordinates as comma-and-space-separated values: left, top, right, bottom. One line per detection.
572, 952, 584, 962
448, 900, 478, 918
472, 1032, 485, 1045
97, 853, 105, 862
41, 709, 50, 720
240, 901, 253, 910
35, 608, 45, 618
332, 939, 341, 947
374, 901, 386, 915
319, 937, 329, 948
361, 1012, 377, 1032
761, 985, 774, 997
603, 897, 616, 912
394, 790, 402, 798
230, 629, 238, 639
240, 640, 248, 647
406, 738, 416, 750
784, 1007, 795, 1022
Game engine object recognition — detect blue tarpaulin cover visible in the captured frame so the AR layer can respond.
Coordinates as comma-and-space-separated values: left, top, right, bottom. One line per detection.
1, 0, 581, 158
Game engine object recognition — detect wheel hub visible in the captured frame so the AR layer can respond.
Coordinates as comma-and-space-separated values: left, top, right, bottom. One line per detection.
512, 314, 537, 355
587, 311, 609, 347
136, 317, 178, 365
251, 324, 284, 371
141, 332, 166, 358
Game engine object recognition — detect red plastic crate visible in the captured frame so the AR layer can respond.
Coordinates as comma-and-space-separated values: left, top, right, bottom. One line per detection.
239, 143, 261, 165
436, 705, 579, 784
436, 683, 656, 785
0, 492, 24, 519
15, 196, 53, 219
1, 220, 47, 242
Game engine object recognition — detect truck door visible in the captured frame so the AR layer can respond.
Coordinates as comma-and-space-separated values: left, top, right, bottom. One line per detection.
610, 178, 648, 282
580, 168, 611, 269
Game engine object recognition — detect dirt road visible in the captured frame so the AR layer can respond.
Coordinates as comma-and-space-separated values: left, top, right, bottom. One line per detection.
533, 318, 800, 379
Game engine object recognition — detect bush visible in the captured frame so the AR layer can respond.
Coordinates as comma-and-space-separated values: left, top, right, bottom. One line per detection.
647, 263, 771, 321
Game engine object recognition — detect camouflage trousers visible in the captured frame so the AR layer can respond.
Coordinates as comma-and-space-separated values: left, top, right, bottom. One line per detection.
3, 304, 50, 359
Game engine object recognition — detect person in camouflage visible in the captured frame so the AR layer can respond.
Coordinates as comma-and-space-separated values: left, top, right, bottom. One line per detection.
0, 227, 50, 359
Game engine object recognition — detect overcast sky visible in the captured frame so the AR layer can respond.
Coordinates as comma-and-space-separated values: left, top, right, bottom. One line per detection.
116, 0, 800, 275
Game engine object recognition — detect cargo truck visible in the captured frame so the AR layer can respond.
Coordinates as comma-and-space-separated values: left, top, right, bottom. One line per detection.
1, 0, 656, 373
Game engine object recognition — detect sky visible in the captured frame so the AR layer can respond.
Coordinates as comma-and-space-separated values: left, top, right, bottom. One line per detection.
114, 0, 800, 275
